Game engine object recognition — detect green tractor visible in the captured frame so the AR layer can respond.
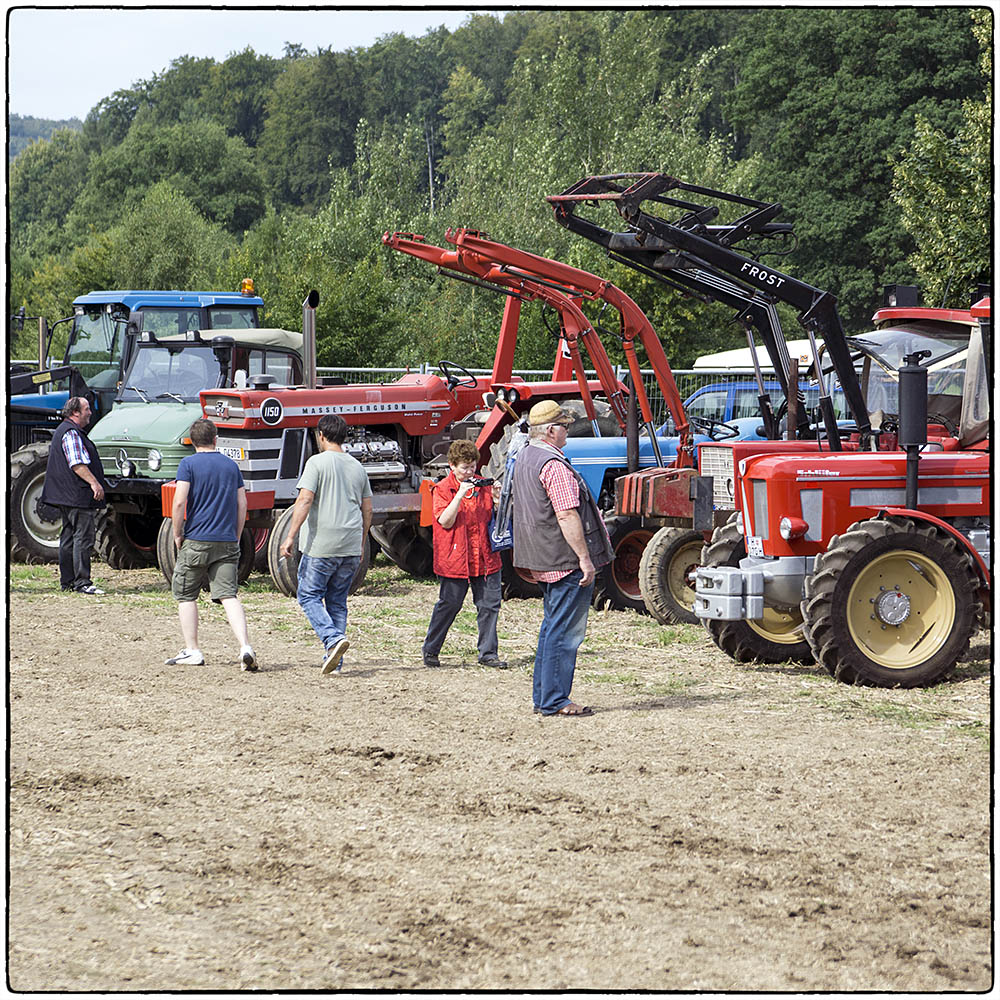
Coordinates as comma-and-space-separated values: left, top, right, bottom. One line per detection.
91, 319, 304, 572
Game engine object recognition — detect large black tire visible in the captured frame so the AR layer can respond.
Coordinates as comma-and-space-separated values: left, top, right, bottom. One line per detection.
370, 518, 433, 578
700, 517, 813, 664
593, 516, 654, 613
802, 515, 981, 687
637, 526, 704, 625
95, 507, 160, 569
266, 504, 370, 598
561, 398, 623, 438
156, 517, 255, 588
498, 549, 542, 600
251, 526, 270, 573
9, 442, 63, 562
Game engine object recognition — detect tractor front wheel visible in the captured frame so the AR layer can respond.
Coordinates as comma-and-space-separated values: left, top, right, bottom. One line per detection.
638, 526, 704, 625
700, 517, 813, 663
95, 507, 160, 570
802, 515, 980, 687
593, 516, 654, 613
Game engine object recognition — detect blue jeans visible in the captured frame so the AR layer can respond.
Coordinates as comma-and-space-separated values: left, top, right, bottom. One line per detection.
534, 569, 595, 714
296, 553, 361, 653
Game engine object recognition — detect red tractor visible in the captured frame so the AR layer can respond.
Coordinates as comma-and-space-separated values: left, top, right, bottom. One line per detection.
195, 278, 634, 595
550, 172, 990, 686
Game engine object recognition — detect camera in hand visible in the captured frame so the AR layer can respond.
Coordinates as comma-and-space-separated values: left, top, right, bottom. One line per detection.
468, 476, 495, 487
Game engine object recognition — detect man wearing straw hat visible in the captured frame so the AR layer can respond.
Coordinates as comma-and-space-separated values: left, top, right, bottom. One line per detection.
511, 400, 613, 717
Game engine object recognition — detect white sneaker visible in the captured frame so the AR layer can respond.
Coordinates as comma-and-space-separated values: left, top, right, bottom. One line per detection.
322, 638, 350, 674
240, 646, 258, 672
165, 648, 204, 666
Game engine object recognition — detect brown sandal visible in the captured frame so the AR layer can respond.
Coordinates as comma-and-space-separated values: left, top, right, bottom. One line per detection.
553, 702, 594, 717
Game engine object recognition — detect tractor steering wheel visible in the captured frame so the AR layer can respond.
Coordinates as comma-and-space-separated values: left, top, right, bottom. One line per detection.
689, 413, 739, 440
438, 360, 478, 392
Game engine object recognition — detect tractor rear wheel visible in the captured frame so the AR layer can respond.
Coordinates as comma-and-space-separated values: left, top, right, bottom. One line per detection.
638, 526, 703, 625
95, 508, 159, 569
802, 515, 980, 687
370, 518, 434, 578
156, 517, 255, 588
593, 516, 654, 613
700, 517, 813, 663
266, 504, 370, 598
10, 442, 62, 562
251, 526, 270, 573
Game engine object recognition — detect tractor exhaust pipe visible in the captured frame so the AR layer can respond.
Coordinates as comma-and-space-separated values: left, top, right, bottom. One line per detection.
302, 290, 320, 388
899, 350, 930, 509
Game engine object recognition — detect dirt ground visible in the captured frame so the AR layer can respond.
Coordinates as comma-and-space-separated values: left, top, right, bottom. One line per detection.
7, 557, 993, 991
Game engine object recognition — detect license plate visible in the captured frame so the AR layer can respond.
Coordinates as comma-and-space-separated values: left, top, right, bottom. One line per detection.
746, 535, 764, 558
219, 446, 246, 461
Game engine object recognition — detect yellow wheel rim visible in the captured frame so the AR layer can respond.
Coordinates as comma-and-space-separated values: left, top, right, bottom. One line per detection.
748, 606, 806, 645
667, 539, 704, 611
845, 547, 955, 670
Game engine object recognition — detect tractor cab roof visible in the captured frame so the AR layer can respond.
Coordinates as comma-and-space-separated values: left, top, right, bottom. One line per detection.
73, 289, 265, 310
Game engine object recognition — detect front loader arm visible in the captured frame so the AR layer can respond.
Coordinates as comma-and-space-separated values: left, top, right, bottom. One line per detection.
549, 173, 873, 449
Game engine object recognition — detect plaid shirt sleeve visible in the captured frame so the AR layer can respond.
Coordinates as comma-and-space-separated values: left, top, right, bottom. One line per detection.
538, 458, 579, 511
61, 428, 90, 467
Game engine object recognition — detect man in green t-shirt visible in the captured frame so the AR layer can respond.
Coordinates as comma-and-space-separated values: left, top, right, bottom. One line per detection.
280, 414, 373, 673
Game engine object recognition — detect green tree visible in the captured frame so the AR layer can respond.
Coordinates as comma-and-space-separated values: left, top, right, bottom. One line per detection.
66, 119, 266, 239
258, 48, 363, 210
724, 8, 983, 327
142, 55, 216, 125
81, 85, 148, 152
891, 10, 992, 307
68, 182, 235, 291
202, 47, 280, 146
9, 129, 90, 256
440, 65, 492, 176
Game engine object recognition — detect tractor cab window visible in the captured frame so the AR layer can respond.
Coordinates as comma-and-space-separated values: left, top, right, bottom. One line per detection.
67, 306, 127, 387
231, 347, 302, 387
849, 321, 970, 372
141, 308, 204, 338
685, 386, 729, 423
119, 344, 219, 402
207, 306, 259, 329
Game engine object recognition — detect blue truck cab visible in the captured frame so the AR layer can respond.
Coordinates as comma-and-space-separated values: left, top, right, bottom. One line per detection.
11, 285, 266, 447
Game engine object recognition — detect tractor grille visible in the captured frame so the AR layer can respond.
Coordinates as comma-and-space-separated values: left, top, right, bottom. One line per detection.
698, 445, 737, 510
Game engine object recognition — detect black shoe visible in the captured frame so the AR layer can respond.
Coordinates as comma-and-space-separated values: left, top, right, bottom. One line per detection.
479, 655, 508, 669
423, 653, 441, 668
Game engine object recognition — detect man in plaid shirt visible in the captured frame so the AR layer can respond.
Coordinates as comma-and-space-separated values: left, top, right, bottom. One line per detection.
511, 400, 614, 717
41, 396, 109, 595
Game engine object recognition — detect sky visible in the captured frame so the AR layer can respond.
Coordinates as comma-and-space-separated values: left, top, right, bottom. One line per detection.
7, 6, 498, 121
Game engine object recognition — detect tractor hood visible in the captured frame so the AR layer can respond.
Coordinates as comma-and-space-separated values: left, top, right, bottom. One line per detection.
90, 401, 201, 448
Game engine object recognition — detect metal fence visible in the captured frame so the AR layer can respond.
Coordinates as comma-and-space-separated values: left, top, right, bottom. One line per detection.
316, 365, 764, 427
11, 360, 763, 429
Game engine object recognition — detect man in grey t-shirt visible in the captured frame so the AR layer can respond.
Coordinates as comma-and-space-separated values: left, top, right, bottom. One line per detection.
280, 414, 373, 673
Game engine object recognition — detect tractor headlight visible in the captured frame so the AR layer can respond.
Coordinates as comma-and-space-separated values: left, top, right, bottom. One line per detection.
779, 516, 809, 541
121, 459, 137, 478
735, 511, 745, 535
147, 449, 162, 471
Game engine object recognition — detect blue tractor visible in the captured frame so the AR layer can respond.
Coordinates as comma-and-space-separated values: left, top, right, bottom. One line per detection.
9, 283, 265, 562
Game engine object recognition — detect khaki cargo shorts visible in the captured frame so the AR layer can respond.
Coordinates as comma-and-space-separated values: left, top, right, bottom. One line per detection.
172, 539, 240, 603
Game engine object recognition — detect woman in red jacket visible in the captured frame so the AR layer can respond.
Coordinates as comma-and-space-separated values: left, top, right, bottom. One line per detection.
422, 440, 506, 669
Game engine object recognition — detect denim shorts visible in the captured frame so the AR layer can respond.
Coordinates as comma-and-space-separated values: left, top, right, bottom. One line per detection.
172, 539, 240, 602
